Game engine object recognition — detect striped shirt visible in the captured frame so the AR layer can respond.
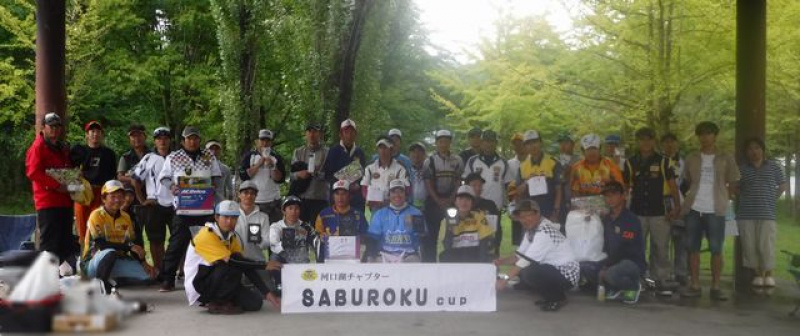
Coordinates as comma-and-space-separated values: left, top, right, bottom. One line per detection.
737, 160, 785, 220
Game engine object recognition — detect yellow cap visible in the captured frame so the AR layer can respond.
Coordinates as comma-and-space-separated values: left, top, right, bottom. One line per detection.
101, 180, 124, 195
511, 133, 523, 141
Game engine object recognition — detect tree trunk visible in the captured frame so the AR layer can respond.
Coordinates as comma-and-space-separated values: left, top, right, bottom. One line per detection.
333, 0, 374, 137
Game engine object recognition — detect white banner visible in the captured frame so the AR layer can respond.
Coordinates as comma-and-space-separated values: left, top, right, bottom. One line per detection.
281, 263, 497, 313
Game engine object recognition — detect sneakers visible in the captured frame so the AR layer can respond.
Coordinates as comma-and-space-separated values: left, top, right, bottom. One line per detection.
763, 276, 776, 287
605, 290, 622, 301
159, 280, 175, 292
622, 283, 641, 304
752, 276, 764, 287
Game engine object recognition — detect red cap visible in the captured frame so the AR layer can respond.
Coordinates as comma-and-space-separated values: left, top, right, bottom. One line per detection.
84, 120, 103, 132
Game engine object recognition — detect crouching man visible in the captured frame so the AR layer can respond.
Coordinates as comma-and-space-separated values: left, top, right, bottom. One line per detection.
184, 200, 281, 315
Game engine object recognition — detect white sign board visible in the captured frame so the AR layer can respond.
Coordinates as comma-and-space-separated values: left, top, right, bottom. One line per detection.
281, 263, 497, 313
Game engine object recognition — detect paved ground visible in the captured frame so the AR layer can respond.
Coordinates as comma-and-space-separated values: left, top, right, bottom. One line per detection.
111, 282, 800, 336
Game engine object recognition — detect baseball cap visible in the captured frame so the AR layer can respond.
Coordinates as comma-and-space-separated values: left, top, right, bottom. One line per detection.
557, 132, 573, 143
238, 180, 259, 192
456, 185, 476, 198
468, 127, 482, 137
216, 200, 240, 217
332, 179, 351, 192
84, 120, 103, 132
389, 179, 406, 191
581, 134, 601, 150
340, 119, 357, 130
282, 195, 303, 209
101, 180, 125, 195
153, 127, 171, 138
182, 126, 200, 138
205, 140, 222, 150
305, 122, 322, 131
602, 180, 625, 195
128, 124, 145, 136
388, 129, 403, 138
464, 172, 485, 184
408, 141, 426, 151
513, 199, 541, 215
376, 136, 393, 148
605, 134, 621, 145
44, 113, 62, 126
481, 130, 498, 142
435, 130, 452, 139
258, 129, 274, 140
634, 127, 656, 139
523, 130, 541, 142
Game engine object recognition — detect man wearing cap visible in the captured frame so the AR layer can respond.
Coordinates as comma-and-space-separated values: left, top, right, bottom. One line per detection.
367, 179, 425, 263
157, 125, 223, 292
323, 119, 367, 213
465, 172, 501, 255
513, 130, 563, 231
184, 200, 281, 314
622, 127, 681, 295
375, 128, 413, 174
495, 199, 579, 312
557, 132, 580, 220
604, 134, 626, 169
82, 180, 155, 294
408, 141, 428, 209
422, 129, 464, 262
361, 135, 410, 212
459, 127, 483, 163
239, 129, 286, 221
680, 121, 739, 300
315, 180, 369, 262
205, 140, 234, 202
268, 196, 317, 290
132, 127, 174, 272
463, 130, 513, 213
570, 134, 624, 197
233, 181, 270, 262
599, 181, 646, 304
25, 112, 76, 264
118, 124, 150, 187
291, 122, 330, 223
71, 120, 118, 244
439, 185, 495, 263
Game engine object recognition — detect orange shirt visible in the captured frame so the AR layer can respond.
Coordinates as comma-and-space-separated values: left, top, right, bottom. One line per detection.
570, 158, 623, 196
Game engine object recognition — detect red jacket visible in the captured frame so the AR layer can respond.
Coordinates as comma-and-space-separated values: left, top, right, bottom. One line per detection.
26, 133, 73, 210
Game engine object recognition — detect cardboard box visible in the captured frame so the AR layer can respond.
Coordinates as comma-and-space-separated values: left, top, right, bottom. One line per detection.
52, 314, 116, 332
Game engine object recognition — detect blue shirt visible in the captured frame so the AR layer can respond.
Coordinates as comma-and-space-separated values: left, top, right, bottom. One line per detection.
602, 208, 646, 273
368, 204, 423, 254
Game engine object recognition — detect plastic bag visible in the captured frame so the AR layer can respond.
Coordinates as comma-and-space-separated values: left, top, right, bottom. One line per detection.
9, 252, 61, 302
565, 210, 607, 262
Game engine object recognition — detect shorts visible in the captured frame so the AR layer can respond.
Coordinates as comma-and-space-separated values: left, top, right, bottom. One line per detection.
136, 203, 174, 244
685, 210, 725, 255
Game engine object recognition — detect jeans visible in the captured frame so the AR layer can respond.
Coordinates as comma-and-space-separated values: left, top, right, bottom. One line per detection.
685, 210, 725, 255
603, 259, 642, 291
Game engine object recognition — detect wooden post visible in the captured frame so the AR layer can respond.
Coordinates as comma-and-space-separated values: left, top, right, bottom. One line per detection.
35, 0, 67, 134
735, 0, 767, 293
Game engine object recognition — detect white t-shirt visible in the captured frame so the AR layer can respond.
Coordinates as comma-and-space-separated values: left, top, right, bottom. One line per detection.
692, 153, 716, 213
245, 149, 281, 203
133, 152, 173, 207
463, 155, 513, 210
361, 159, 409, 202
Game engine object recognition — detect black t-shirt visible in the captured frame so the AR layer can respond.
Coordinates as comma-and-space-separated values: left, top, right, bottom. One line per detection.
71, 144, 117, 186
623, 153, 675, 216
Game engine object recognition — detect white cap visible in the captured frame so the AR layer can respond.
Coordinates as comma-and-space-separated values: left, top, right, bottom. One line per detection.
340, 119, 357, 130
523, 130, 540, 142
581, 134, 601, 150
332, 179, 351, 191
389, 179, 406, 191
388, 129, 403, 137
216, 200, 240, 217
376, 138, 393, 148
435, 130, 452, 139
258, 129, 274, 140
101, 180, 125, 195
456, 185, 476, 198
238, 180, 259, 192
205, 140, 222, 150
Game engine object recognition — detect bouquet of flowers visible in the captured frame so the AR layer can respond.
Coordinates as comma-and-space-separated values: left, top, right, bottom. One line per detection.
46, 168, 92, 205
570, 195, 608, 217
334, 160, 363, 183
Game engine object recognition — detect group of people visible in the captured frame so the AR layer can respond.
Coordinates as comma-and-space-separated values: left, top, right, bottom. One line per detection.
26, 112, 786, 314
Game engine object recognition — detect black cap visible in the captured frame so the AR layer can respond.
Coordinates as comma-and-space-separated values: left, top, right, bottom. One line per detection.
305, 122, 322, 131
468, 127, 482, 137
128, 124, 145, 136
464, 172, 485, 184
481, 130, 497, 142
513, 199, 541, 214
695, 121, 719, 136
634, 127, 656, 139
601, 181, 625, 195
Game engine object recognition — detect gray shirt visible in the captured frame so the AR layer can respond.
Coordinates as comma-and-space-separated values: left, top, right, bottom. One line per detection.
291, 144, 330, 201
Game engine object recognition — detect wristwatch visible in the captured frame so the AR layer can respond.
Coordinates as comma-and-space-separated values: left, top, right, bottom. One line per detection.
497, 274, 510, 281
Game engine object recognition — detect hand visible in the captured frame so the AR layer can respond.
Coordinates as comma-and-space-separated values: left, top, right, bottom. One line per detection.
548, 214, 559, 223
265, 292, 281, 309
170, 184, 179, 196
142, 199, 157, 206
56, 184, 69, 194
495, 279, 508, 291
669, 206, 681, 221
493, 258, 504, 267
143, 263, 158, 279
263, 156, 275, 167
131, 245, 146, 260
297, 170, 311, 179
265, 260, 283, 271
